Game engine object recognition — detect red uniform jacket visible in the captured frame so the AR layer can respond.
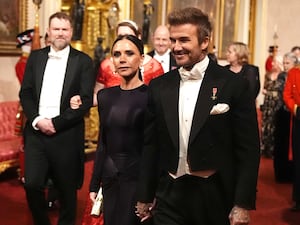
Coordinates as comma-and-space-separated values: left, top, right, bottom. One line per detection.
97, 57, 164, 87
283, 67, 300, 113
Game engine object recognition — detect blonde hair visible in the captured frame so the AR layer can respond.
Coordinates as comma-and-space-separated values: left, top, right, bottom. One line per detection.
229, 42, 249, 65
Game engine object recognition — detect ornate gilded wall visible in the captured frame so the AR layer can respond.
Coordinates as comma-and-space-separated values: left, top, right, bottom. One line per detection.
61, 0, 117, 57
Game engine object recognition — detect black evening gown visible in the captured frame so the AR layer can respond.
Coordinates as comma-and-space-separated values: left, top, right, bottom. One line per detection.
90, 85, 148, 225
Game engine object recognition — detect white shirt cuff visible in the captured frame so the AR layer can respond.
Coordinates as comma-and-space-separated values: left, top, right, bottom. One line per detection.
32, 115, 44, 130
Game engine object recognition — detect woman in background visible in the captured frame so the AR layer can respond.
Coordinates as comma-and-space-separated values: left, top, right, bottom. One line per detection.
274, 52, 298, 183
225, 41, 260, 100
261, 55, 284, 158
283, 63, 300, 211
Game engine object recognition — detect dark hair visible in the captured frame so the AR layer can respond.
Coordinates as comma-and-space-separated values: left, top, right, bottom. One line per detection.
116, 20, 141, 37
111, 35, 144, 81
167, 7, 212, 46
111, 35, 144, 55
268, 45, 278, 53
291, 46, 300, 52
49, 12, 73, 27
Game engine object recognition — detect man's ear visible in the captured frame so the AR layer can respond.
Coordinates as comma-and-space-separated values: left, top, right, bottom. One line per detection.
201, 37, 210, 51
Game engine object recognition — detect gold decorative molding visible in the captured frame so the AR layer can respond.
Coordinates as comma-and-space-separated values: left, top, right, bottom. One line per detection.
84, 106, 99, 152
0, 159, 19, 174
20, 0, 28, 31
248, 0, 256, 64
61, 0, 115, 57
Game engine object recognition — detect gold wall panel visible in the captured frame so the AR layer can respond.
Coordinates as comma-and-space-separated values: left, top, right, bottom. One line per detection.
61, 0, 115, 57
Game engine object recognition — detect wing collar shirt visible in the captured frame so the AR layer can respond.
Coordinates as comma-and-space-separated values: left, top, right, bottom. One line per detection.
32, 45, 70, 129
153, 49, 171, 73
173, 55, 209, 178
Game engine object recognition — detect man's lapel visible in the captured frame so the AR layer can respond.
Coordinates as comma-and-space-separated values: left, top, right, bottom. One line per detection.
169, 52, 177, 71
36, 47, 50, 98
161, 70, 181, 148
61, 47, 77, 103
189, 62, 226, 144
158, 63, 227, 147
148, 50, 154, 58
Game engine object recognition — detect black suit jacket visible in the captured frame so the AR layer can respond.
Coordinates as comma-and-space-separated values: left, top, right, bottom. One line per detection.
138, 59, 260, 209
19, 46, 95, 188
147, 50, 178, 71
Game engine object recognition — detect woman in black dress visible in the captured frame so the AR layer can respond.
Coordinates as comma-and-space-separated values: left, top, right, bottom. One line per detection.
89, 35, 147, 225
225, 41, 260, 100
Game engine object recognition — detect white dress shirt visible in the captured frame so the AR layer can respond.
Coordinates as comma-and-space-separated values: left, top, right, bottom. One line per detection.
153, 49, 171, 73
173, 55, 209, 178
32, 46, 70, 129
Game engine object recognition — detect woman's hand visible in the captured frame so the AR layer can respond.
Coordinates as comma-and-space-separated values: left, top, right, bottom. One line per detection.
70, 95, 82, 109
89, 192, 97, 203
135, 200, 155, 222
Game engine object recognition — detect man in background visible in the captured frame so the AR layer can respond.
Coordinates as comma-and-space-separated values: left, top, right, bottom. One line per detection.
291, 46, 300, 63
148, 25, 177, 73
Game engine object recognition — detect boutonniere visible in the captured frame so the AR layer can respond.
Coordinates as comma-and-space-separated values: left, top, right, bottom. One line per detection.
211, 87, 217, 100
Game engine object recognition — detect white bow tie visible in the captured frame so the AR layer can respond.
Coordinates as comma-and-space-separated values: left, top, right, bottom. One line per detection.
178, 67, 202, 81
48, 52, 62, 59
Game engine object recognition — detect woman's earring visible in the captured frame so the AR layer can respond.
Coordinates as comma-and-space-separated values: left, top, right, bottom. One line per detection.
139, 65, 144, 77
111, 64, 117, 74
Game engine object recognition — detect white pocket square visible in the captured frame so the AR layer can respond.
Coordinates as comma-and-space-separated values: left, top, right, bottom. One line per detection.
210, 103, 230, 115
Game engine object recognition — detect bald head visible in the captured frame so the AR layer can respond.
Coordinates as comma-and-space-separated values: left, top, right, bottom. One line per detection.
152, 25, 171, 56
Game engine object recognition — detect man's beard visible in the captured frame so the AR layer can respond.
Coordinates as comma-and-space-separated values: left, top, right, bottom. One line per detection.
53, 39, 69, 50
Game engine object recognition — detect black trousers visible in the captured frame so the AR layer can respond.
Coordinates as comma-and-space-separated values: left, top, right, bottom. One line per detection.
152, 173, 230, 225
292, 118, 300, 202
23, 132, 78, 225
273, 108, 293, 182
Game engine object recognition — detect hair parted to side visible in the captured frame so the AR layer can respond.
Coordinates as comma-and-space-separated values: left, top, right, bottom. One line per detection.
117, 20, 141, 37
230, 41, 249, 65
49, 12, 73, 27
167, 7, 212, 45
111, 34, 144, 55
